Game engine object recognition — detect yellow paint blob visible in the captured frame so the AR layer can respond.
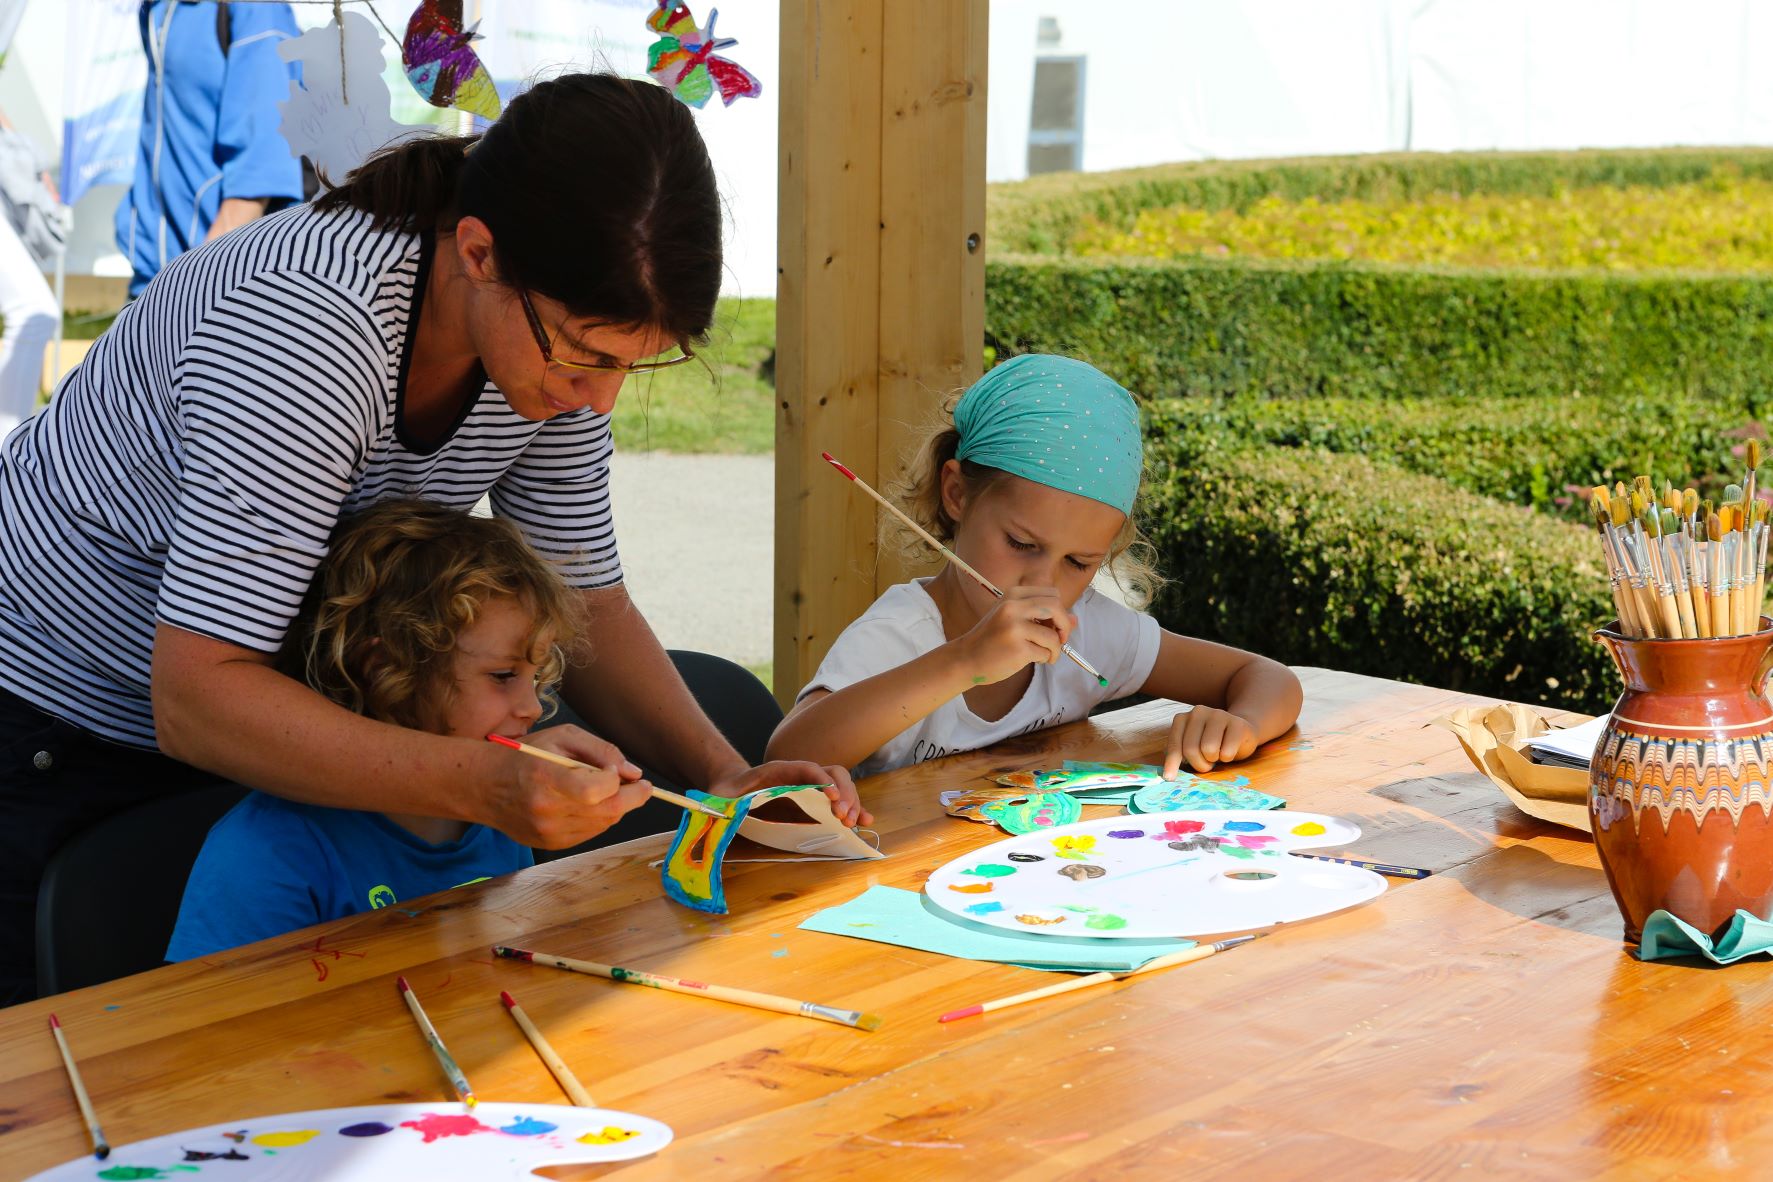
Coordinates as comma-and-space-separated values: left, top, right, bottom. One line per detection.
1290, 822, 1326, 836
251, 1130, 320, 1148
579, 1126, 640, 1145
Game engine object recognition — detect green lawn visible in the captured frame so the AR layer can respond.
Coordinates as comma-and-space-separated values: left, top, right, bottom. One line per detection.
612, 297, 776, 454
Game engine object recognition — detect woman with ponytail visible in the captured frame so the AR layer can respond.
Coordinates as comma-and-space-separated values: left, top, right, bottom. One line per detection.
0, 74, 859, 1004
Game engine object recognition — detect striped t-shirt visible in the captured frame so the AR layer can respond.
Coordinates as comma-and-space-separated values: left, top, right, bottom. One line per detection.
0, 204, 622, 749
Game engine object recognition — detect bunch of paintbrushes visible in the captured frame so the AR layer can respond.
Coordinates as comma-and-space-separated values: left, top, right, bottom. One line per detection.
1590, 442, 1769, 639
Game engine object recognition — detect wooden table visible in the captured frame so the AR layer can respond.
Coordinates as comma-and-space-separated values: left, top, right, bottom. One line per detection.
4, 667, 1769, 1179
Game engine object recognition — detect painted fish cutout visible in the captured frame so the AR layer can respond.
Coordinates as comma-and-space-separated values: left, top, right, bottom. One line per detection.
402, 0, 501, 120
645, 1, 762, 108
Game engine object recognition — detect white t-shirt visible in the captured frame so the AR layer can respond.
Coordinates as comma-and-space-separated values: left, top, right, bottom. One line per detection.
801, 578, 1162, 780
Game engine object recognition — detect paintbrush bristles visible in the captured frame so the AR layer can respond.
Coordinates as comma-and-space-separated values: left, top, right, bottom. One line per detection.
1594, 455, 1771, 640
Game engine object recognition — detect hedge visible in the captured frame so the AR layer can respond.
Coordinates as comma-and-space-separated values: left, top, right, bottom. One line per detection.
1140, 402, 1619, 712
1161, 394, 1750, 516
987, 147, 1773, 256
985, 252, 1773, 404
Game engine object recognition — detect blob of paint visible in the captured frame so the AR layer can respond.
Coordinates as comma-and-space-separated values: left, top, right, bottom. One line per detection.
1107, 829, 1145, 839
1219, 844, 1256, 860
947, 882, 994, 894
963, 901, 1005, 916
1084, 913, 1128, 930
399, 1113, 500, 1143
98, 1169, 170, 1181
339, 1121, 394, 1137
1058, 863, 1106, 881
579, 1126, 641, 1145
962, 863, 1016, 878
1015, 911, 1067, 926
1221, 820, 1265, 832
1291, 821, 1327, 836
1161, 820, 1204, 837
251, 1130, 320, 1148
500, 1116, 559, 1136
1006, 851, 1046, 862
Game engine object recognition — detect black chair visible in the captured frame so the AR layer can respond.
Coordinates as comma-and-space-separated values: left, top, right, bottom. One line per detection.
533, 649, 784, 859
35, 782, 246, 996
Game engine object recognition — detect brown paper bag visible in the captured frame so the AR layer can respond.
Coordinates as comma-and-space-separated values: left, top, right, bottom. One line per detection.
1431, 703, 1593, 833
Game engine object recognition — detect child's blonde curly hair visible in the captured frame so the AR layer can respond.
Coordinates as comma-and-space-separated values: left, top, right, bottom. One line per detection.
278, 499, 580, 730
887, 389, 1166, 608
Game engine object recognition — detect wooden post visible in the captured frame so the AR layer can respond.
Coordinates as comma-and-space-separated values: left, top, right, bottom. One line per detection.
775, 0, 988, 705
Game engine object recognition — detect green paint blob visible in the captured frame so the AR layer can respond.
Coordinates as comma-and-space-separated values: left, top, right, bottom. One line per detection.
1220, 844, 1255, 860
98, 1169, 169, 1181
1085, 913, 1128, 930
962, 863, 1016, 878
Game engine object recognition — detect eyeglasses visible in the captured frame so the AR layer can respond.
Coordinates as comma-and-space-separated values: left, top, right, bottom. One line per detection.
518, 288, 696, 375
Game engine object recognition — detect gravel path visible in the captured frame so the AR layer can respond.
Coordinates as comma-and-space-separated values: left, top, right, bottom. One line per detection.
609, 451, 774, 670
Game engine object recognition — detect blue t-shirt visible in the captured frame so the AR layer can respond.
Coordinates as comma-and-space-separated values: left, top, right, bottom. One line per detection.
167, 793, 533, 961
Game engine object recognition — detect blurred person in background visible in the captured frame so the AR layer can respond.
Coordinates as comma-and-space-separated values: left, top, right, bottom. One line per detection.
117, 0, 304, 297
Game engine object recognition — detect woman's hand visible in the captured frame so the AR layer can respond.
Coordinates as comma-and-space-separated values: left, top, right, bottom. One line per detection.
523, 722, 644, 782
484, 737, 652, 849
1164, 706, 1259, 777
707, 760, 873, 828
954, 586, 1074, 686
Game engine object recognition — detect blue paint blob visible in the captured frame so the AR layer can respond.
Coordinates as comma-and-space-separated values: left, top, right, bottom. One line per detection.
500, 1116, 559, 1136
339, 1122, 394, 1137
964, 901, 1005, 916
1107, 829, 1145, 839
1221, 820, 1265, 832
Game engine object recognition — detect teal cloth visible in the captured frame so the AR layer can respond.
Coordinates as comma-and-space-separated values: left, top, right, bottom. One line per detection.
1638, 909, 1773, 963
797, 884, 1195, 973
954, 354, 1142, 515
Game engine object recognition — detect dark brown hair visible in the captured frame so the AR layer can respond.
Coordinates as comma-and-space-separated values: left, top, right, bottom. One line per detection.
314, 74, 721, 344
278, 500, 580, 731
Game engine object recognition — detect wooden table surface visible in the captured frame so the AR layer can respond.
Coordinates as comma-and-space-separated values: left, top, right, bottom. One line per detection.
4, 667, 1768, 1180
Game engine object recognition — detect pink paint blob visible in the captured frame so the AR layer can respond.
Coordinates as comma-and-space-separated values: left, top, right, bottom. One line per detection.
399, 1113, 501, 1143
1164, 820, 1205, 836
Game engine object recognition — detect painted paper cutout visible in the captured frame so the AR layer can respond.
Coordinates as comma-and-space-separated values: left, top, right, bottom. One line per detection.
403, 0, 502, 120
277, 13, 430, 189
924, 810, 1383, 939
645, 2, 762, 108
24, 1103, 669, 1181
1127, 774, 1283, 815
662, 785, 883, 914
981, 791, 1082, 834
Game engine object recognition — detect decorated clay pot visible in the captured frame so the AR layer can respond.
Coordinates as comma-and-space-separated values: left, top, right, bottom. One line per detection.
1589, 620, 1773, 943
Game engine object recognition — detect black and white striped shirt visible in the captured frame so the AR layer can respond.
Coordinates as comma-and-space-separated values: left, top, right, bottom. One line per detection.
0, 204, 622, 749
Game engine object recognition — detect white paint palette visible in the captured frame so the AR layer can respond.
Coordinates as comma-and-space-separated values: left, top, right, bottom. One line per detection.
924, 810, 1385, 939
25, 1102, 671, 1181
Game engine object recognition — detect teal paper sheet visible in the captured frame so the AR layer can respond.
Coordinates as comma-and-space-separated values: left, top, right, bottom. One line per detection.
1638, 908, 1773, 964
798, 884, 1195, 973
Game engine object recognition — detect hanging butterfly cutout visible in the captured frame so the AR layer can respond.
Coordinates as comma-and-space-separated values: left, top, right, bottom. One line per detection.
645, 1, 762, 109
401, 0, 502, 121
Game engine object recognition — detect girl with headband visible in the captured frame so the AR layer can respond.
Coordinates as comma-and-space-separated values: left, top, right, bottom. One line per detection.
768, 354, 1302, 781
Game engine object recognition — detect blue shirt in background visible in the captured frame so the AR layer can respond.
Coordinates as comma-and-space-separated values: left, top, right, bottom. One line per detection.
117, 1, 304, 296
166, 792, 533, 961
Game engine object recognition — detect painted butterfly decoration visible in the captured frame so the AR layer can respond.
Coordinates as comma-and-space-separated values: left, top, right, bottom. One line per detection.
645, 1, 763, 108
402, 0, 502, 121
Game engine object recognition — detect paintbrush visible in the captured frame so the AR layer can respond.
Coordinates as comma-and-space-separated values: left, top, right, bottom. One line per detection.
500, 989, 596, 1107
494, 944, 883, 1031
937, 934, 1262, 1023
486, 734, 728, 818
397, 975, 476, 1107
821, 450, 1109, 687
47, 1014, 109, 1160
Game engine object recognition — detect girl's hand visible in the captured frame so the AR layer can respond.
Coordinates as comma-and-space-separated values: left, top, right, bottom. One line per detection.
955, 586, 1075, 686
707, 760, 874, 828
1164, 706, 1259, 777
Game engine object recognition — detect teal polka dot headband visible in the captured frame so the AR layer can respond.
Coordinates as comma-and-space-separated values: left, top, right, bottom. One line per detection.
953, 354, 1142, 516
